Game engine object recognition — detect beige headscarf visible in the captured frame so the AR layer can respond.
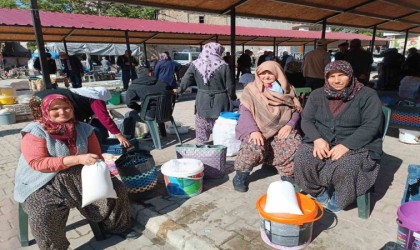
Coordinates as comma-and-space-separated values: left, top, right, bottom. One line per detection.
240, 61, 302, 139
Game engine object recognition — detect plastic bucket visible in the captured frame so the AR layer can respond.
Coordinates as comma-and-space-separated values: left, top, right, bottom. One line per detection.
120, 91, 127, 104
0, 87, 14, 96
0, 112, 16, 125
161, 159, 204, 198
256, 193, 324, 249
396, 201, 420, 249
0, 96, 15, 105
107, 93, 121, 105
399, 129, 420, 145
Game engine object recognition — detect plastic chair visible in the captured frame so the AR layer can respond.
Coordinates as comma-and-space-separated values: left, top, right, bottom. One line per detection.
19, 203, 105, 247
294, 87, 312, 107
139, 93, 182, 150
356, 106, 391, 219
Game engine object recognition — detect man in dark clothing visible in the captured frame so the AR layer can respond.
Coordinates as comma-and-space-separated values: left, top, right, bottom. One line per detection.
334, 42, 349, 61
154, 53, 182, 90
33, 53, 57, 75
117, 50, 139, 90
257, 51, 268, 66
344, 39, 373, 85
403, 47, 420, 77
236, 49, 252, 79
126, 70, 172, 137
60, 52, 84, 88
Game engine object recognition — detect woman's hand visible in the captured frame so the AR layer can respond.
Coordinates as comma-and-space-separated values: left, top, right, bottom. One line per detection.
313, 138, 330, 160
328, 144, 349, 161
77, 153, 99, 165
116, 133, 131, 148
249, 131, 265, 146
277, 125, 292, 139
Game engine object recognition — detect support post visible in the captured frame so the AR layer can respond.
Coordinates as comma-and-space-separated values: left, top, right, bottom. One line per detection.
230, 7, 236, 83
200, 43, 203, 51
242, 44, 245, 53
63, 39, 68, 54
30, 0, 51, 89
143, 42, 148, 64
216, 35, 219, 43
273, 37, 276, 56
403, 30, 409, 56
321, 19, 327, 39
370, 26, 377, 54
124, 30, 132, 82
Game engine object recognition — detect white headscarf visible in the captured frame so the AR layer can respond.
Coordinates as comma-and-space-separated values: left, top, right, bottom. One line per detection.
70, 87, 111, 101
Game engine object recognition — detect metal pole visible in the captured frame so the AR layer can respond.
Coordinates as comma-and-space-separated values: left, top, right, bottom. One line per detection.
30, 0, 51, 89
370, 26, 377, 54
321, 19, 327, 39
242, 44, 245, 53
403, 30, 409, 56
216, 35, 219, 43
303, 44, 306, 55
63, 39, 68, 54
230, 7, 236, 83
273, 37, 276, 56
200, 43, 203, 51
124, 30, 132, 83
143, 42, 148, 64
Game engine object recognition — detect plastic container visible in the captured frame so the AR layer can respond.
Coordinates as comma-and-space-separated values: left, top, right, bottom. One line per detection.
0, 87, 14, 97
0, 96, 15, 105
396, 201, 420, 249
399, 129, 420, 145
101, 138, 139, 155
161, 159, 204, 198
0, 112, 16, 125
256, 193, 324, 249
120, 91, 127, 104
213, 115, 241, 156
107, 92, 121, 105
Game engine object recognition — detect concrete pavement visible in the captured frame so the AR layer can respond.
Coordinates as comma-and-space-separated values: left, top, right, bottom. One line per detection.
0, 84, 419, 249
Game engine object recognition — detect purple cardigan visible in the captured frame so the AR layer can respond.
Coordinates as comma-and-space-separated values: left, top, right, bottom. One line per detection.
235, 105, 300, 141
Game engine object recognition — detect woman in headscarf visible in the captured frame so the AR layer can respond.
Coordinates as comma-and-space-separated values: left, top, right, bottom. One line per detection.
233, 61, 302, 192
179, 42, 236, 144
154, 52, 182, 90
14, 94, 138, 250
294, 60, 383, 213
30, 87, 131, 147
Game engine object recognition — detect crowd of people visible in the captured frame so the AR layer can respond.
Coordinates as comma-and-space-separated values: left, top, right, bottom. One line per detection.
14, 39, 420, 249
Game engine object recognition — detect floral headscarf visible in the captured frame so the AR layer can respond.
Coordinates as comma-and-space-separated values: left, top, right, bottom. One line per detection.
324, 60, 364, 101
192, 42, 227, 85
40, 94, 77, 152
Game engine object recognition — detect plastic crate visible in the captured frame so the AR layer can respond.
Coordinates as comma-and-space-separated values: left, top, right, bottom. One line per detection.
101, 138, 139, 155
2, 103, 32, 115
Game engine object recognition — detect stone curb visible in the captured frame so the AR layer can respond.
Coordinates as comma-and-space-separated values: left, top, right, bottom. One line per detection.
131, 203, 218, 250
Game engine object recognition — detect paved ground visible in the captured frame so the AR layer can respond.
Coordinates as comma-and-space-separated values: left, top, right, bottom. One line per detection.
0, 82, 419, 249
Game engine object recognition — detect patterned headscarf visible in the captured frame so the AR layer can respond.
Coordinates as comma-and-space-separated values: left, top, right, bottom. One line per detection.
40, 94, 77, 152
324, 60, 364, 101
192, 42, 227, 85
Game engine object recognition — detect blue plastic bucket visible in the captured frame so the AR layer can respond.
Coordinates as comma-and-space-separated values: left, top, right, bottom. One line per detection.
161, 159, 204, 198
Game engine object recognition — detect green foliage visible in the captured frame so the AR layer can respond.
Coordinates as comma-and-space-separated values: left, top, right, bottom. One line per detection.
0, 0, 18, 8
330, 27, 384, 38
26, 41, 37, 53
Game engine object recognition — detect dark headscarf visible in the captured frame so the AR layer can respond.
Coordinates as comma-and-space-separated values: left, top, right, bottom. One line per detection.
40, 94, 77, 152
324, 60, 364, 101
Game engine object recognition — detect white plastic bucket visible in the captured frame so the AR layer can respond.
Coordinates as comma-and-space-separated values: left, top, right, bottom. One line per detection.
213, 116, 241, 156
161, 159, 204, 198
0, 112, 16, 125
399, 129, 420, 144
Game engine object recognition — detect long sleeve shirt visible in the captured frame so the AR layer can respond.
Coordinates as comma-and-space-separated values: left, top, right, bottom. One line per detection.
90, 100, 120, 134
21, 133, 103, 172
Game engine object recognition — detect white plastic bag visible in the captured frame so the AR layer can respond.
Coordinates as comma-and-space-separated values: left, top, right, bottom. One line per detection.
264, 180, 303, 215
81, 161, 117, 207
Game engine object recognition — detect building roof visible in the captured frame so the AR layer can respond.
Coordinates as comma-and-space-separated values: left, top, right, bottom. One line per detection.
0, 8, 387, 46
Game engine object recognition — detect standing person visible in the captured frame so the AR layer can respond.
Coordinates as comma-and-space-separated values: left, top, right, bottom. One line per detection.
31, 87, 131, 147
302, 39, 331, 89
34, 53, 57, 75
334, 42, 349, 61
60, 52, 84, 88
233, 61, 302, 192
237, 49, 252, 79
257, 51, 268, 66
14, 94, 139, 250
378, 48, 405, 90
344, 39, 373, 86
179, 42, 236, 145
101, 57, 111, 72
117, 50, 139, 90
403, 47, 420, 77
294, 61, 383, 213
154, 53, 182, 90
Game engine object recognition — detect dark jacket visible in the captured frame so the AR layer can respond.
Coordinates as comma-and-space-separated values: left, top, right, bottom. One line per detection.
344, 49, 373, 78
154, 60, 182, 88
62, 56, 83, 76
126, 76, 170, 112
33, 58, 57, 74
301, 87, 383, 157
180, 64, 235, 118
117, 55, 139, 71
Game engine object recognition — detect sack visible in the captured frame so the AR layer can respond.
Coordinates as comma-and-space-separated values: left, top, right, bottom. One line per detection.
213, 116, 241, 156
264, 180, 303, 215
115, 149, 157, 201
81, 161, 117, 207
176, 144, 227, 179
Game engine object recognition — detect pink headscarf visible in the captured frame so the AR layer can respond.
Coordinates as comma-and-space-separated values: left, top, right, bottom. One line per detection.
40, 94, 77, 153
192, 42, 226, 85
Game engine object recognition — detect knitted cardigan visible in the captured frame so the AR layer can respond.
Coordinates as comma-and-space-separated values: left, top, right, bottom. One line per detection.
14, 122, 94, 203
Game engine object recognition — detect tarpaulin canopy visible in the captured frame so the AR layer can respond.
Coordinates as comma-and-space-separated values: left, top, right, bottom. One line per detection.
44, 43, 141, 56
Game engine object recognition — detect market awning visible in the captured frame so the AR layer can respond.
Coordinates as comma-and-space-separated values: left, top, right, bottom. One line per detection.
0, 8, 387, 46
108, 0, 420, 33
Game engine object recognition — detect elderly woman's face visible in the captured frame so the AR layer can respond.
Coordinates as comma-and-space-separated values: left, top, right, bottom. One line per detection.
48, 99, 74, 124
327, 70, 350, 91
258, 70, 276, 87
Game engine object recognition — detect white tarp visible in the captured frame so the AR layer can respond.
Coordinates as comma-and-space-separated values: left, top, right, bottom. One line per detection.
44, 43, 142, 56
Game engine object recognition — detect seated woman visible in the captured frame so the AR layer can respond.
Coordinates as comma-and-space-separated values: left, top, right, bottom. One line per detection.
294, 60, 383, 213
233, 61, 303, 192
14, 94, 138, 250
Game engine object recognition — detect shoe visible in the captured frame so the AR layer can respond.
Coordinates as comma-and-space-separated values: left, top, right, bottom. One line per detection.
326, 192, 341, 213
233, 171, 250, 192
315, 190, 329, 206
111, 228, 141, 240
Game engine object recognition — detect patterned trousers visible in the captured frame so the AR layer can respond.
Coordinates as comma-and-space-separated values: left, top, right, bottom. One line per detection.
195, 114, 216, 145
234, 129, 301, 176
23, 165, 131, 250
